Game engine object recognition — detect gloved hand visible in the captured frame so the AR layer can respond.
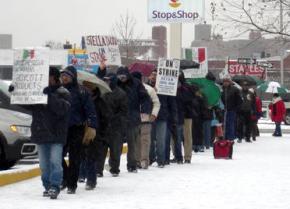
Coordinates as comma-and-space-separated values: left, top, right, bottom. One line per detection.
8, 85, 15, 93
56, 86, 70, 100
82, 126, 96, 145
43, 87, 50, 95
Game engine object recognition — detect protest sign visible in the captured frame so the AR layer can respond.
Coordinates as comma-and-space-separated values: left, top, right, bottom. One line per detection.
183, 47, 208, 78
11, 48, 49, 105
156, 58, 180, 96
68, 49, 99, 74
84, 35, 121, 66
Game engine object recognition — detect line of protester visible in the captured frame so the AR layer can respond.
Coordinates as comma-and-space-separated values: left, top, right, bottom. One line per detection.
8, 64, 285, 200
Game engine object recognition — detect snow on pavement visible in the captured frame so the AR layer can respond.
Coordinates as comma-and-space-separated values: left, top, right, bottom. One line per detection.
1, 134, 290, 209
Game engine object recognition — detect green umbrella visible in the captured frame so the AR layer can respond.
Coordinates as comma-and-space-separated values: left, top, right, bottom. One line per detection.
186, 78, 221, 106
250, 76, 265, 86
257, 81, 288, 94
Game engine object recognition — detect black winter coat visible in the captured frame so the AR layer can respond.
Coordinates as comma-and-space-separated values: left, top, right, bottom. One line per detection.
157, 95, 178, 124
117, 70, 150, 127
30, 86, 71, 145
221, 85, 242, 111
102, 86, 128, 131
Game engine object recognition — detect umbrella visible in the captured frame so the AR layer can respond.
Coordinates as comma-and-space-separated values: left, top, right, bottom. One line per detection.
180, 59, 200, 70
232, 75, 257, 86
251, 76, 265, 86
129, 62, 156, 77
186, 78, 221, 106
77, 70, 111, 95
257, 81, 288, 94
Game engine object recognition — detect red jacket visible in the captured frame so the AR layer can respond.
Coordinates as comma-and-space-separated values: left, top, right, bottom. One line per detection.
269, 98, 286, 122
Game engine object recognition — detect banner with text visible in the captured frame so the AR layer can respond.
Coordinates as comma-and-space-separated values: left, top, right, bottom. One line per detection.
156, 58, 180, 96
11, 48, 49, 104
148, 0, 203, 23
228, 60, 265, 77
85, 35, 121, 66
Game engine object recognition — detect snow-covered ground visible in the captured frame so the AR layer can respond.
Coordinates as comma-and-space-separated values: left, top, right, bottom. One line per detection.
1, 134, 290, 209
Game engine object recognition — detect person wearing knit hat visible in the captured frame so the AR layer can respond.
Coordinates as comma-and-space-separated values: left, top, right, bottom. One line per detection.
9, 66, 71, 199
60, 65, 98, 193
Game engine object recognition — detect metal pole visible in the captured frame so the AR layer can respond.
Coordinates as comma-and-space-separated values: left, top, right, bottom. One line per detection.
169, 23, 182, 59
281, 52, 284, 85
280, 0, 284, 85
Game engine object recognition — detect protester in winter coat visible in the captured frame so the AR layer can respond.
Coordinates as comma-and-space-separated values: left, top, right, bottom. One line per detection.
236, 81, 256, 143
95, 73, 128, 176
148, 70, 178, 168
221, 75, 242, 141
131, 71, 160, 169
269, 93, 286, 137
168, 72, 196, 164
78, 86, 109, 189
60, 66, 98, 194
249, 88, 262, 140
117, 67, 151, 173
192, 91, 206, 152
9, 67, 71, 199
202, 72, 216, 149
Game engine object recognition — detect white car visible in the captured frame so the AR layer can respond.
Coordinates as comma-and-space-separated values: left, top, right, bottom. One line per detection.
0, 80, 36, 170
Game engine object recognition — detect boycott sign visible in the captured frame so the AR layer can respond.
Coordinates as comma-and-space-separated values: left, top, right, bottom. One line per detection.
148, 0, 203, 23
156, 58, 180, 96
11, 48, 49, 104
85, 35, 121, 66
228, 61, 265, 77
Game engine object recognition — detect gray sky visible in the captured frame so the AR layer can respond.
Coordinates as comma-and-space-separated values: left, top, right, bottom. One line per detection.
0, 0, 216, 48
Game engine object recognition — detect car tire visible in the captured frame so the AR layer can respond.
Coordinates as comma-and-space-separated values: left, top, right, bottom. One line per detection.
0, 142, 17, 170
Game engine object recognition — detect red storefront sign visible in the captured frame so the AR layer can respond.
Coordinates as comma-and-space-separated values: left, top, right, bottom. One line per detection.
228, 61, 265, 77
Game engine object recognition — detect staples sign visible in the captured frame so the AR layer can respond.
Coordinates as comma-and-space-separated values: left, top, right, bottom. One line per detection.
228, 61, 265, 76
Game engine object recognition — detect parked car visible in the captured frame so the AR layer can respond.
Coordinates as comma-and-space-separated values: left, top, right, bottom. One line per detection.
0, 80, 36, 170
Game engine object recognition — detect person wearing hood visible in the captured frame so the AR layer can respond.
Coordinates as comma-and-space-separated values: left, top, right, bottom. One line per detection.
269, 93, 286, 137
131, 71, 160, 169
95, 73, 128, 176
116, 66, 151, 173
9, 67, 71, 199
60, 66, 98, 194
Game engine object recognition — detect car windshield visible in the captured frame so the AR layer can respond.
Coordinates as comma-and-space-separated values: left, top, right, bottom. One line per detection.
0, 79, 11, 98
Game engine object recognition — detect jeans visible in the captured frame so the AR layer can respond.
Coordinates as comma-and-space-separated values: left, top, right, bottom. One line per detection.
165, 123, 183, 161
224, 111, 236, 140
150, 120, 167, 165
37, 143, 63, 191
274, 122, 282, 136
203, 120, 212, 148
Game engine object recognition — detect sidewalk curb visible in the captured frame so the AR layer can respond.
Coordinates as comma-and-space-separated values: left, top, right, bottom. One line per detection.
0, 145, 128, 187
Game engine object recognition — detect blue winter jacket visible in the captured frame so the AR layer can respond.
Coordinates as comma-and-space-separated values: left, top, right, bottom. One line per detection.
63, 68, 98, 129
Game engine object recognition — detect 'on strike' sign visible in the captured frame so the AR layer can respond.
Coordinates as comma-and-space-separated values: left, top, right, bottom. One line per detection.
156, 58, 180, 96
